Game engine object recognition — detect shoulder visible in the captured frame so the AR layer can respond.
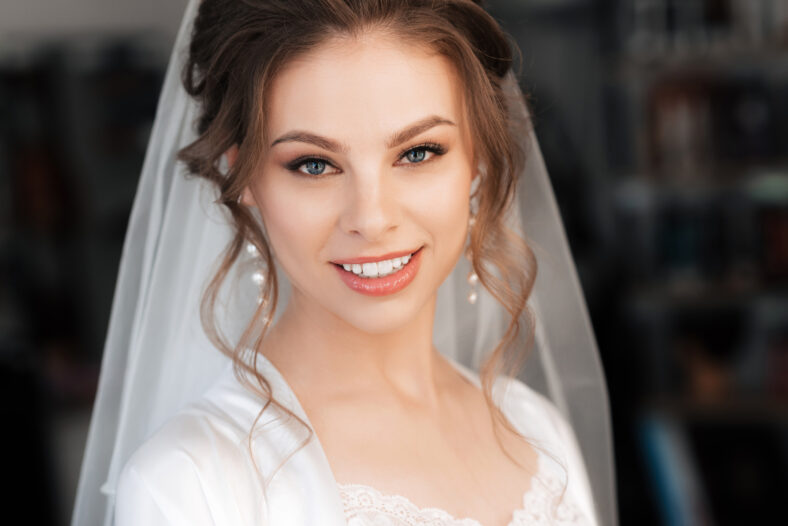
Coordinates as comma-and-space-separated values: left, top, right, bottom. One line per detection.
119, 366, 263, 481
118, 405, 248, 481
495, 375, 575, 448
115, 413, 220, 525
448, 357, 580, 454
495, 375, 600, 525
115, 368, 270, 525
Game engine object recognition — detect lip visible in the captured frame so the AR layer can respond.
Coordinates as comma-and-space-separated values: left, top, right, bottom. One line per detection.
331, 246, 422, 265
333, 246, 424, 297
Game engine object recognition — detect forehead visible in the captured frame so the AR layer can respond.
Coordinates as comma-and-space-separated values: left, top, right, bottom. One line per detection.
265, 31, 467, 142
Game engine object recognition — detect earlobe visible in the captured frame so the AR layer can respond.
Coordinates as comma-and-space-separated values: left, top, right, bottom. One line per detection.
239, 186, 256, 207
225, 144, 240, 169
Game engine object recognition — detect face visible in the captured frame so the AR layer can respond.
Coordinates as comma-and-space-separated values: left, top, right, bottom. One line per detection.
240, 31, 476, 335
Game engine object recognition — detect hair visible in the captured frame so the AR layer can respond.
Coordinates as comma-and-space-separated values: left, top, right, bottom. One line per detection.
178, 0, 540, 480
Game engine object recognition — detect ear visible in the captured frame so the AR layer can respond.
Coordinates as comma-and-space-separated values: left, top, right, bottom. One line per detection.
224, 144, 257, 207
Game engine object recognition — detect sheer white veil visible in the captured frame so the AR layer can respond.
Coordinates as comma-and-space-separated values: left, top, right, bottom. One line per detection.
71, 1, 617, 525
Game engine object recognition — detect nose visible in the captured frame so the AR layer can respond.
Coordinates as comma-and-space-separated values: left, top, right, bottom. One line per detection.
339, 168, 398, 242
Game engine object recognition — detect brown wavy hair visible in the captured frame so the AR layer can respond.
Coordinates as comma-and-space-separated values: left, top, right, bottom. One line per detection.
178, 0, 538, 475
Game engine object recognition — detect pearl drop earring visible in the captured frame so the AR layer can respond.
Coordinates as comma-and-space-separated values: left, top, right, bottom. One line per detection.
246, 242, 267, 305
466, 198, 479, 305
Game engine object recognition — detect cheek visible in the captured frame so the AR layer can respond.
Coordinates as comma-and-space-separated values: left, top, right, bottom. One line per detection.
255, 173, 333, 267
411, 163, 472, 265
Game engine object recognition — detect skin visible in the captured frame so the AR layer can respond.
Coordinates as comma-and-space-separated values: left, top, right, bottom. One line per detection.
230, 30, 538, 526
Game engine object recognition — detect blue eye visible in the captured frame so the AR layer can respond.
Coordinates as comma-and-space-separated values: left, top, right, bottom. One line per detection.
399, 143, 446, 166
286, 157, 337, 177
406, 149, 427, 163
303, 159, 326, 175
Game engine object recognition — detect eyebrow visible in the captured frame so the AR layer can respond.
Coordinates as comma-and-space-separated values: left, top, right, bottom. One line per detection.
269, 115, 456, 152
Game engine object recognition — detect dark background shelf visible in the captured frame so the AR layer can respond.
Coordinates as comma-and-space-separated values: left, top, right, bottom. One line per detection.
488, 0, 788, 524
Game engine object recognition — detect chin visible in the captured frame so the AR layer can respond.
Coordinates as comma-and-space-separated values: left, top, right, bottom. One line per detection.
330, 298, 426, 335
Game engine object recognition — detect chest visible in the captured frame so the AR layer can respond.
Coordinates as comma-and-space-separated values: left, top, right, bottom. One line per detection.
301, 388, 542, 526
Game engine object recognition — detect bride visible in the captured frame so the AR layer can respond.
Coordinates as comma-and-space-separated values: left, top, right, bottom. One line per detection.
71, 1, 616, 525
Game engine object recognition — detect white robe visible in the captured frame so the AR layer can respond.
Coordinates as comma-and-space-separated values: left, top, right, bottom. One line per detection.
114, 354, 599, 525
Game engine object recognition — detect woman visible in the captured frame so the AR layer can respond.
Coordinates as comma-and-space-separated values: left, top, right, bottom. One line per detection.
71, 1, 616, 525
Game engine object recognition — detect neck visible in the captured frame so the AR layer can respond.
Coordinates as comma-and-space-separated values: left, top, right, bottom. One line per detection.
260, 290, 452, 410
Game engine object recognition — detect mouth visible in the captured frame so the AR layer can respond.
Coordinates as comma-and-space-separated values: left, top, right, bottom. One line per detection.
331, 245, 423, 278
332, 246, 424, 296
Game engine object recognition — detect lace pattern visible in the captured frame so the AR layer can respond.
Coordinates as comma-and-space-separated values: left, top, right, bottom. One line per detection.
338, 452, 588, 526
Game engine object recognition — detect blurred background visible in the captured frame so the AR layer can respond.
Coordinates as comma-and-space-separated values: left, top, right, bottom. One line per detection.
1, 0, 786, 524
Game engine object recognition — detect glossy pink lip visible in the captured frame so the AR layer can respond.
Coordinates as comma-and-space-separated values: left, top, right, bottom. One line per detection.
333, 246, 424, 297
331, 246, 422, 265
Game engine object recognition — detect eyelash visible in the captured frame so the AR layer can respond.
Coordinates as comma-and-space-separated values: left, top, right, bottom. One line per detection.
285, 142, 447, 176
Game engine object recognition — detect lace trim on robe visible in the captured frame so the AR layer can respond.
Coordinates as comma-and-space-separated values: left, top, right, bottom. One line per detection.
337, 451, 589, 526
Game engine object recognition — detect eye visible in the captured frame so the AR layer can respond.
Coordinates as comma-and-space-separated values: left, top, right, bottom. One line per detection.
406, 149, 427, 163
303, 159, 327, 176
286, 156, 340, 177
397, 143, 446, 166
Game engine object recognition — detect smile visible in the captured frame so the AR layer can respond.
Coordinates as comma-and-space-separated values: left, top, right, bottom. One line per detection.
332, 246, 424, 296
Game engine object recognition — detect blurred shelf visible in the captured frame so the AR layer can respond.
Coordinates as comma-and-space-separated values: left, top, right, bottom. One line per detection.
627, 281, 788, 311
610, 44, 788, 80
648, 395, 788, 424
614, 169, 788, 205
0, 32, 172, 70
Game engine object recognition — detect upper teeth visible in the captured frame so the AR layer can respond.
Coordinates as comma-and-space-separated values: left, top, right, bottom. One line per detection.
342, 253, 413, 278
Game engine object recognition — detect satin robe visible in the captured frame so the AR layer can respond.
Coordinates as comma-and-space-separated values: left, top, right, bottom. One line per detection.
114, 354, 599, 525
